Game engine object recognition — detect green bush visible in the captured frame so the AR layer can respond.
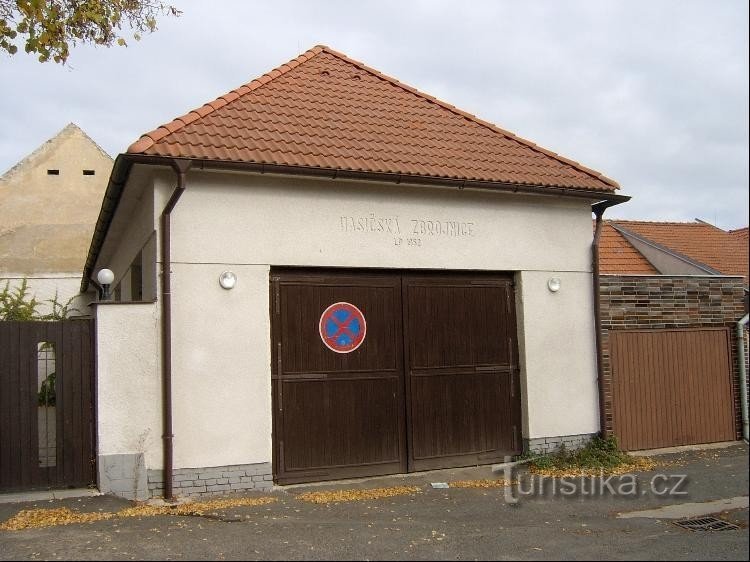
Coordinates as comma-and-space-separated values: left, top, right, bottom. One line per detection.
525, 436, 635, 472
0, 279, 39, 320
38, 372, 56, 406
0, 280, 79, 321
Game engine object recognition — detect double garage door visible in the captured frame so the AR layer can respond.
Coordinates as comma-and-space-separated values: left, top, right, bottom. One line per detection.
271, 269, 522, 484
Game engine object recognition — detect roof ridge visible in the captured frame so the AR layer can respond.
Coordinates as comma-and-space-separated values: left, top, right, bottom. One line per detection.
69, 122, 114, 162
127, 45, 327, 153
318, 46, 619, 189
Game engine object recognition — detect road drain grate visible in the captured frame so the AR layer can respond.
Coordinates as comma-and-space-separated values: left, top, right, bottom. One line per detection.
673, 517, 739, 532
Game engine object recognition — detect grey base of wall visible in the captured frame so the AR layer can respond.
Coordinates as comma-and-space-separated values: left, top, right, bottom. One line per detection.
98, 455, 273, 500
147, 462, 273, 498
98, 453, 149, 501
525, 433, 596, 455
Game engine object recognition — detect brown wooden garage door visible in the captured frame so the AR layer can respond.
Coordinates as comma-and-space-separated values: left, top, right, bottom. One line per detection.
271, 269, 521, 484
610, 328, 736, 451
403, 275, 521, 471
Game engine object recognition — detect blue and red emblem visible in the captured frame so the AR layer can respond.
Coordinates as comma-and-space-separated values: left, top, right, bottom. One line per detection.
319, 302, 367, 353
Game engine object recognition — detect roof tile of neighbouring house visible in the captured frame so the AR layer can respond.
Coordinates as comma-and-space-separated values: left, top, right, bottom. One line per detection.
729, 227, 749, 241
126, 45, 619, 192
598, 221, 659, 274
611, 220, 749, 281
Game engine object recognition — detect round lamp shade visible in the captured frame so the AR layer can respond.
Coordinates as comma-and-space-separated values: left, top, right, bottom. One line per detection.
97, 268, 115, 286
219, 271, 237, 290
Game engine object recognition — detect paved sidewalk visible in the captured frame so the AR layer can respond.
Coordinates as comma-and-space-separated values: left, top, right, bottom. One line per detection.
0, 444, 747, 560
0, 488, 101, 505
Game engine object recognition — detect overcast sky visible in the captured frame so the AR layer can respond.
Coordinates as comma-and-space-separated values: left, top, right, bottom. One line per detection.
1, 0, 747, 228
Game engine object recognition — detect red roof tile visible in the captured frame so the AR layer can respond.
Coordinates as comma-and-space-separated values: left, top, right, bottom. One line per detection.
730, 227, 748, 241
612, 220, 749, 282
127, 45, 618, 192
598, 221, 659, 274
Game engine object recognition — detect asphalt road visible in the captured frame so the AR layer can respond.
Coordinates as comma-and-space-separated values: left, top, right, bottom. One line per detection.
1, 444, 747, 560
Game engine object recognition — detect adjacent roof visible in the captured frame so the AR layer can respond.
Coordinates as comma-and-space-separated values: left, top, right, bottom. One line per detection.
606, 220, 749, 282
598, 222, 658, 274
729, 227, 748, 241
127, 45, 619, 193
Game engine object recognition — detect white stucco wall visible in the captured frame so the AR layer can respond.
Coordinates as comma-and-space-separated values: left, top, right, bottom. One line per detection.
164, 172, 592, 273
96, 302, 162, 468
171, 263, 272, 468
515, 270, 599, 438
98, 169, 601, 473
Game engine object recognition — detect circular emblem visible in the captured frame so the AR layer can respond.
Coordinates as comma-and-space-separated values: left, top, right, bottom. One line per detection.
319, 302, 367, 353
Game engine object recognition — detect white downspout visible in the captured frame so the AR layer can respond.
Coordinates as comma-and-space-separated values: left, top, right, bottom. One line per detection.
738, 314, 749, 443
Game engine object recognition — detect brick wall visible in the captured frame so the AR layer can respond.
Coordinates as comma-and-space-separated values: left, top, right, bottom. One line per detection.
147, 462, 273, 498
599, 275, 746, 439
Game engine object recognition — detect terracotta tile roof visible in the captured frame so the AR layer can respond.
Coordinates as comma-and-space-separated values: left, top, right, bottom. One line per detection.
597, 221, 659, 274
729, 227, 748, 241
127, 45, 618, 192
611, 220, 749, 282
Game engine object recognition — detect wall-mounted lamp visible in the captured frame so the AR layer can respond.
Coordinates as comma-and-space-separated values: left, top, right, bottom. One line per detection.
547, 277, 561, 293
97, 268, 115, 300
219, 271, 237, 290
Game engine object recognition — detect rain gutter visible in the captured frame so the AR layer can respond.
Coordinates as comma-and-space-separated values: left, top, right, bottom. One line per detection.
592, 200, 628, 440
738, 314, 749, 443
160, 159, 191, 500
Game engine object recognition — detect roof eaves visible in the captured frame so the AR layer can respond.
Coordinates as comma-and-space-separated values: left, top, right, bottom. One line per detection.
80, 153, 160, 292
181, 155, 628, 201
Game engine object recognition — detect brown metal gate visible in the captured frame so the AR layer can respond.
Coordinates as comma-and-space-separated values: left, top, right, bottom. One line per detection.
0, 320, 96, 491
271, 269, 521, 484
610, 328, 736, 451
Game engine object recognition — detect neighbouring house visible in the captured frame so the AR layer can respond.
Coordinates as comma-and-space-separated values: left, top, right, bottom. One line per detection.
0, 123, 113, 314
729, 227, 748, 241
597, 219, 748, 451
605, 219, 749, 286
0, 124, 112, 494
79, 45, 634, 500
